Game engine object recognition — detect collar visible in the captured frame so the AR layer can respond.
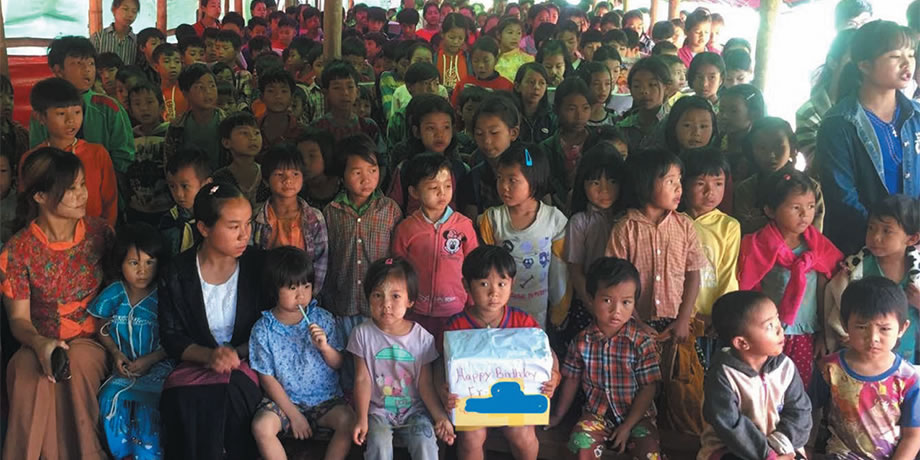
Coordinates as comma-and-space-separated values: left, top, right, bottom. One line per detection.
476, 72, 502, 82
104, 23, 136, 39
832, 91, 918, 124
584, 319, 638, 343
627, 207, 676, 227
255, 196, 309, 225
334, 190, 381, 215
29, 218, 87, 251
420, 206, 454, 225
691, 208, 725, 223
461, 305, 511, 329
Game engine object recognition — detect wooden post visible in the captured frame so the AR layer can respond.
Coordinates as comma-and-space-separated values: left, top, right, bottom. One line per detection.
754, 0, 780, 92
0, 4, 7, 77
89, 0, 103, 36
668, 0, 679, 20
324, 0, 343, 60
224, 0, 230, 15
649, 0, 659, 30
235, 0, 243, 13
622, 0, 629, 12
157, 0, 168, 33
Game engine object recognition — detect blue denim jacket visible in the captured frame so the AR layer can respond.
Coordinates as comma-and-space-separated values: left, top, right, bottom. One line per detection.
817, 91, 920, 254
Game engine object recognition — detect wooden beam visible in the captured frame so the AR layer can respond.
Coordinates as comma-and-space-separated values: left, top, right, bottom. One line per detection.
0, 4, 7, 77
89, 0, 103, 36
235, 0, 243, 13
649, 0, 659, 31
668, 0, 680, 20
622, 0, 629, 12
157, 0, 168, 33
754, 0, 780, 92
324, 0, 343, 61
224, 0, 230, 16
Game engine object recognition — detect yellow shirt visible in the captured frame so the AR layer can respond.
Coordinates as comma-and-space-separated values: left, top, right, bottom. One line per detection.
495, 49, 535, 82
689, 209, 740, 316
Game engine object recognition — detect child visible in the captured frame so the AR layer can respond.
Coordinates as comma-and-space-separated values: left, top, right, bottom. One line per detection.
379, 41, 413, 117
90, 223, 172, 460
0, 146, 14, 244
137, 27, 166, 84
159, 147, 212, 255
301, 46, 327, 124
126, 82, 173, 225
478, 143, 569, 329
681, 149, 740, 367
297, 130, 342, 210
153, 43, 187, 122
664, 95, 719, 154
717, 84, 764, 183
678, 9, 716, 67
20, 77, 118, 227
178, 36, 206, 67
392, 153, 479, 338
309, 62, 385, 153
397, 8, 420, 40
551, 257, 663, 460
391, 43, 451, 117
437, 13, 472, 90
342, 37, 377, 83
537, 39, 570, 87
737, 170, 843, 387
213, 112, 269, 206
215, 30, 254, 104
387, 62, 442, 156
272, 16, 298, 53
249, 246, 354, 460
418, 2, 441, 42
575, 61, 616, 126
356, 86, 374, 121
607, 150, 706, 344
348, 257, 456, 455
202, 28, 220, 63
658, 54, 688, 105
824, 194, 920, 363
257, 67, 305, 158
818, 277, 920, 459
456, 86, 487, 158
579, 29, 604, 63
542, 77, 593, 212
555, 21, 582, 68
0, 74, 29, 168
251, 145, 328, 292
734, 117, 825, 235
194, 0, 222, 36
96, 52, 124, 98
437, 245, 559, 460
617, 57, 671, 154
495, 17, 535, 81
450, 37, 514, 109
114, 65, 146, 109
322, 134, 402, 336
688, 52, 724, 109
90, 0, 140, 66
722, 49, 753, 88
164, 63, 227, 172
513, 63, 555, 145
699, 290, 812, 460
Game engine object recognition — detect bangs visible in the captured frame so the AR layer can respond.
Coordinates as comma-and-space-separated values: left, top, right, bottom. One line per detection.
279, 264, 315, 287
881, 26, 915, 53
583, 161, 626, 183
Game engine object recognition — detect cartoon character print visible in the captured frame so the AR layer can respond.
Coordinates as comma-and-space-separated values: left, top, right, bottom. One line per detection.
442, 229, 465, 255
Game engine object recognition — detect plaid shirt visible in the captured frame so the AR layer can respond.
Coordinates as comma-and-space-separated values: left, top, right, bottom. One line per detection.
252, 197, 329, 294
795, 88, 832, 161
562, 320, 661, 425
322, 191, 402, 317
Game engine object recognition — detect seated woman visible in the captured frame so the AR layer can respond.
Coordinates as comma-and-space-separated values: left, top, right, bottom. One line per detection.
1, 147, 114, 460
157, 181, 267, 459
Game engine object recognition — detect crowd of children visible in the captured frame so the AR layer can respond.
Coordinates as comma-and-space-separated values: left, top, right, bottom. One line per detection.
4, 0, 920, 459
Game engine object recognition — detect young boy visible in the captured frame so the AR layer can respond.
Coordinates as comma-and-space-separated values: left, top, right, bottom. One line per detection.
153, 43, 187, 122
681, 150, 740, 366
271, 16, 298, 54
20, 77, 118, 227
722, 49, 753, 89
137, 27, 166, 83
164, 63, 227, 171
300, 47, 327, 124
392, 154, 479, 338
342, 37, 377, 83
819, 277, 920, 460
214, 30, 255, 104
456, 86, 487, 159
551, 257, 662, 459
397, 8, 419, 40
250, 246, 354, 460
0, 74, 29, 167
321, 134, 402, 338
825, 194, 920, 363
699, 290, 812, 460
160, 147, 212, 255
96, 52, 124, 97
126, 82, 173, 224
309, 62, 385, 154
436, 245, 560, 460
30, 36, 135, 174
178, 36, 206, 67
212, 112, 268, 206
385, 62, 441, 152
202, 28, 220, 63
579, 29, 604, 64
300, 6, 323, 41
257, 68, 305, 159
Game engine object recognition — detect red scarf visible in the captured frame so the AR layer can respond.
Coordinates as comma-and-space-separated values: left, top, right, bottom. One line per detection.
738, 222, 842, 325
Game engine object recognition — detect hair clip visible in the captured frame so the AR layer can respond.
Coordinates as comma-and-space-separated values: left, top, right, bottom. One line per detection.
744, 92, 757, 101
385, 258, 394, 265
209, 184, 220, 195
524, 148, 533, 167
783, 174, 791, 181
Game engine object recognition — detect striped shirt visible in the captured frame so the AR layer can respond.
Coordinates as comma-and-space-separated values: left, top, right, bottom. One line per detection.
90, 24, 137, 66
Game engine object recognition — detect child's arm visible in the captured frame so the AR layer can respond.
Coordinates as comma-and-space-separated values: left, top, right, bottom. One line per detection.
97, 324, 132, 377
771, 358, 812, 454
352, 354, 372, 446
309, 323, 344, 369
125, 349, 168, 376
667, 269, 700, 343
541, 350, 562, 397
814, 275, 829, 358
893, 428, 920, 460
98, 146, 119, 227
259, 372, 314, 440
609, 383, 657, 453
418, 363, 456, 445
548, 375, 579, 427
702, 364, 774, 460
568, 263, 590, 305
433, 357, 457, 409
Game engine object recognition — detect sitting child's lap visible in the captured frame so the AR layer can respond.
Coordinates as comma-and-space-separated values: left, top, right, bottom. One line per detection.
255, 396, 348, 433
568, 412, 661, 458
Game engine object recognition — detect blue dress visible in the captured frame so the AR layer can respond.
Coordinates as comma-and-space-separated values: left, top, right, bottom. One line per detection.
88, 282, 174, 460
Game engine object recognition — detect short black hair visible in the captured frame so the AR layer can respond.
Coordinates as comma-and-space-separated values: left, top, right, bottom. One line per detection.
222, 11, 246, 30
761, 169, 816, 211
178, 36, 206, 54
297, 129, 337, 176
111, 0, 139, 10
585, 257, 640, 299
334, 134, 378, 178
248, 16, 269, 30
365, 32, 388, 48
301, 6, 320, 20
459, 85, 489, 109
462, 245, 517, 281
152, 43, 179, 63
664, 95, 718, 152
651, 41, 678, 56
682, 148, 730, 182
842, 277, 908, 328
593, 46, 622, 64
627, 149, 683, 207
96, 52, 124, 70
342, 36, 367, 59
137, 27, 166, 48
166, 146, 212, 179
554, 77, 596, 110
472, 93, 521, 132
397, 7, 420, 25
687, 52, 725, 85
835, 0, 873, 30
869, 194, 920, 235
30, 77, 81, 112
712, 290, 772, 341
580, 29, 603, 48
115, 65, 147, 85
743, 117, 796, 164
202, 27, 221, 41
570, 143, 628, 214
622, 9, 642, 24
263, 246, 316, 307
128, 81, 165, 107
651, 20, 675, 41
404, 153, 451, 188
723, 49, 752, 72
407, 41, 435, 62
277, 15, 298, 29
470, 36, 500, 58
320, 60, 360, 89
47, 36, 96, 69
194, 181, 248, 228
175, 24, 197, 42
111, 222, 169, 283
627, 56, 673, 89
261, 143, 305, 182
601, 11, 621, 28
723, 37, 752, 54
367, 6, 388, 22
248, 36, 273, 54
178, 63, 214, 93
219, 111, 258, 140
576, 61, 611, 88
623, 29, 640, 48
258, 66, 296, 94
603, 29, 627, 46
215, 30, 243, 50
364, 256, 419, 302
404, 62, 440, 85
496, 142, 551, 199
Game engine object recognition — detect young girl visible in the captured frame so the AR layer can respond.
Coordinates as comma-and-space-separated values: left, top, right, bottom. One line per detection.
537, 39, 571, 88
735, 117, 825, 235
297, 130, 343, 210
450, 37, 514, 109
495, 17, 535, 81
718, 83, 765, 183
356, 85, 375, 121
542, 77, 593, 213
678, 8, 717, 67
664, 95, 719, 155
478, 143, 569, 329
417, 2, 441, 42
458, 95, 521, 220
617, 57, 672, 154
688, 52, 725, 109
561, 144, 627, 344
513, 63, 555, 145
437, 13, 472, 91
738, 170, 843, 387
555, 20, 582, 68
576, 61, 616, 126
521, 4, 552, 55
90, 222, 173, 460
348, 257, 456, 457
388, 94, 469, 215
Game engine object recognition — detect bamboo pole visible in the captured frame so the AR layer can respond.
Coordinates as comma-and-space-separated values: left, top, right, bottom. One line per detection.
668, 0, 679, 20
224, 0, 230, 16
754, 0, 780, 92
89, 0, 103, 36
157, 0, 167, 33
235, 0, 243, 13
649, 0, 659, 31
0, 4, 7, 77
324, 0, 343, 60
622, 0, 629, 12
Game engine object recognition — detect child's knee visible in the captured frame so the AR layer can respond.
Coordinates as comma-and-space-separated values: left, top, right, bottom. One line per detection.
323, 404, 355, 432
251, 410, 282, 439
505, 425, 537, 446
458, 428, 488, 449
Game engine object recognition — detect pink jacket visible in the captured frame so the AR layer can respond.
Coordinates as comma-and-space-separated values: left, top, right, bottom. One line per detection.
392, 208, 479, 317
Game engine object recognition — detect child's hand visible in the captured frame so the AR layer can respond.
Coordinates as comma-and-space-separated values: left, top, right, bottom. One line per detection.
446, 392, 459, 410
667, 317, 692, 343
609, 423, 632, 453
308, 324, 328, 349
125, 353, 157, 377
541, 374, 560, 397
112, 351, 133, 378
209, 346, 241, 373
288, 411, 313, 440
775, 453, 795, 460
434, 417, 456, 445
907, 284, 920, 310
352, 418, 368, 445
813, 334, 829, 359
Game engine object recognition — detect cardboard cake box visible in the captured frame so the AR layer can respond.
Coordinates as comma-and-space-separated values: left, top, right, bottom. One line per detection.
443, 327, 553, 427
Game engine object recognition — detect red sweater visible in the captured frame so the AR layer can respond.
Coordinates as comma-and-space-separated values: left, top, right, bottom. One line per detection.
451, 73, 514, 109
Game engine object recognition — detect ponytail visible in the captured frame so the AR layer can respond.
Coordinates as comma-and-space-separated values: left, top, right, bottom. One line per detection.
836, 60, 862, 99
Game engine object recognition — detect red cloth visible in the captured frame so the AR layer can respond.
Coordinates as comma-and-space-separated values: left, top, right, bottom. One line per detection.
450, 73, 514, 109
738, 222, 842, 325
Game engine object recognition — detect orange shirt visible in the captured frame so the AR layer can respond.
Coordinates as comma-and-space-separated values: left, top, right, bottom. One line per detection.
266, 204, 304, 249
162, 84, 188, 122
